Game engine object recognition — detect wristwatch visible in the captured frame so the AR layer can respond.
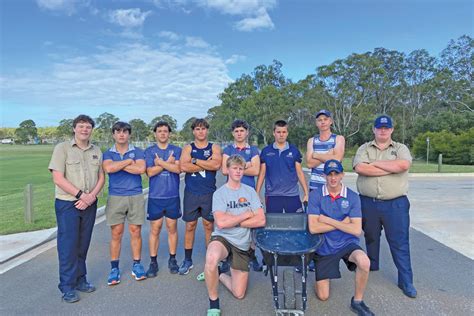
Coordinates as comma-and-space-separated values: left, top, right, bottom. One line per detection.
75, 190, 83, 199
191, 158, 197, 164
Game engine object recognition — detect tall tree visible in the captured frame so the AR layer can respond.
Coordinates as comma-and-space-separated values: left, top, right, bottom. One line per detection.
149, 115, 178, 131
14, 119, 38, 144
180, 117, 197, 142
129, 119, 149, 142
96, 112, 119, 142
56, 119, 73, 140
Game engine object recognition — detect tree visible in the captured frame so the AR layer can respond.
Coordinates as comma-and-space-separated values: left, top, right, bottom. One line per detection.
96, 112, 119, 142
180, 117, 197, 142
56, 119, 73, 140
129, 119, 149, 142
149, 115, 178, 132
15, 119, 38, 144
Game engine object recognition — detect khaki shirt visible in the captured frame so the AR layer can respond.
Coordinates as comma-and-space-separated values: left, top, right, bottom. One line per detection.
353, 140, 412, 200
48, 139, 103, 201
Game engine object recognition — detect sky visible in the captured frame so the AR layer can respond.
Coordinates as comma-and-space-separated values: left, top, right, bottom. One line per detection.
0, 0, 472, 128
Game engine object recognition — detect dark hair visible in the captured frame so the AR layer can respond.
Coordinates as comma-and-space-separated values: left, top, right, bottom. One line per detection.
112, 121, 132, 134
231, 119, 249, 131
153, 121, 172, 133
73, 114, 95, 128
191, 118, 209, 130
273, 120, 288, 130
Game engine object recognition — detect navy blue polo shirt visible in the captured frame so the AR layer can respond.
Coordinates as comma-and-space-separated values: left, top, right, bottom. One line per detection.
260, 142, 302, 196
223, 144, 260, 188
145, 144, 182, 199
103, 145, 144, 196
308, 184, 362, 256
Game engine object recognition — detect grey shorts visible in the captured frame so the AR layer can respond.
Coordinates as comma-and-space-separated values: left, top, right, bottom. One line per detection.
105, 194, 145, 226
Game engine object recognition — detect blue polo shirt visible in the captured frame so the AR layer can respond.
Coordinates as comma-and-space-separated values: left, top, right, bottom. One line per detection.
260, 142, 302, 196
308, 184, 362, 256
103, 145, 144, 196
145, 144, 182, 199
223, 144, 260, 188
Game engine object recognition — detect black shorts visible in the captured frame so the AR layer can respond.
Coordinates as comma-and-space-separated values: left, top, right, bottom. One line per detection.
182, 190, 214, 222
210, 235, 251, 272
314, 243, 362, 281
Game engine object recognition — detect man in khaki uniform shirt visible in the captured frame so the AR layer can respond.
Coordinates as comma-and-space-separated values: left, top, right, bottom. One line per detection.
48, 114, 105, 303
353, 115, 416, 298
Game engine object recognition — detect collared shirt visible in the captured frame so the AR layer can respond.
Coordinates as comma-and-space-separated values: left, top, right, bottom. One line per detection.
260, 142, 302, 196
223, 143, 260, 188
353, 140, 412, 200
48, 139, 103, 201
103, 144, 144, 196
145, 143, 182, 199
308, 184, 361, 256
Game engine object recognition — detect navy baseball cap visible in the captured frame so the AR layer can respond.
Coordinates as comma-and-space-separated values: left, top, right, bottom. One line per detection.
374, 115, 393, 128
323, 159, 344, 175
316, 109, 332, 118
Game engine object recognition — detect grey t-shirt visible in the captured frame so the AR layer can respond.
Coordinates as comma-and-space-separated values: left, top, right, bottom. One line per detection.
212, 183, 263, 251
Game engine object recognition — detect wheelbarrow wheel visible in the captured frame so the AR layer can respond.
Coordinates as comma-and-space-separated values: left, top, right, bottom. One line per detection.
283, 268, 296, 310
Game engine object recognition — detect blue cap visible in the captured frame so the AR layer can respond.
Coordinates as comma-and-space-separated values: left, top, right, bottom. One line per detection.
316, 109, 332, 118
374, 115, 393, 128
323, 159, 343, 175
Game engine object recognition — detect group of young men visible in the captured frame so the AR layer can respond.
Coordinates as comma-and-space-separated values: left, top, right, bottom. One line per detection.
49, 110, 416, 316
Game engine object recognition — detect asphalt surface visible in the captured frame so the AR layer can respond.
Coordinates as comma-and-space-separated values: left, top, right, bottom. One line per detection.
1, 175, 473, 315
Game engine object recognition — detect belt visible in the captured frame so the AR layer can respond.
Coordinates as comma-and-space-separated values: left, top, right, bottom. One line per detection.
361, 195, 404, 203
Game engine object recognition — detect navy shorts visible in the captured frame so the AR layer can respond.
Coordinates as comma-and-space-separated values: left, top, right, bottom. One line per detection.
183, 190, 214, 222
147, 197, 181, 221
314, 243, 362, 281
266, 195, 302, 213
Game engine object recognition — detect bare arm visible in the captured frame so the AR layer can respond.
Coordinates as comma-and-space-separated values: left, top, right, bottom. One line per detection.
306, 138, 322, 168
244, 154, 260, 177
256, 163, 266, 195
308, 214, 338, 234
52, 170, 82, 197
319, 215, 362, 237
146, 153, 165, 177
295, 162, 309, 202
372, 159, 411, 174
213, 210, 254, 230
354, 163, 391, 176
102, 159, 133, 174
180, 144, 204, 173
239, 207, 266, 228
196, 144, 222, 171
123, 159, 146, 174
221, 154, 229, 176
312, 135, 346, 162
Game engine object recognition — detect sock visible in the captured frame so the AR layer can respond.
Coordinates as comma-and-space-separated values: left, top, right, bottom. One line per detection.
150, 256, 157, 264
353, 298, 362, 303
133, 259, 141, 265
185, 248, 193, 261
169, 253, 176, 260
209, 298, 220, 310
111, 260, 119, 269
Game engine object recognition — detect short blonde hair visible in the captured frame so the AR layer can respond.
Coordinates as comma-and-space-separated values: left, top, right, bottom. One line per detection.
226, 154, 246, 168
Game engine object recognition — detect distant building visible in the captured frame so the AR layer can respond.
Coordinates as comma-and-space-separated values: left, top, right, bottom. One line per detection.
1, 138, 14, 145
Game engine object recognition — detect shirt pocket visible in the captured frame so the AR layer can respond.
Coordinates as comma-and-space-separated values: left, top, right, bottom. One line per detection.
89, 159, 100, 173
66, 159, 81, 172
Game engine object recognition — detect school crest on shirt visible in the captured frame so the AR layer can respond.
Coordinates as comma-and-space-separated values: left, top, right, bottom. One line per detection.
286, 152, 293, 158
204, 149, 211, 158
245, 149, 250, 155
129, 152, 135, 159
341, 199, 349, 209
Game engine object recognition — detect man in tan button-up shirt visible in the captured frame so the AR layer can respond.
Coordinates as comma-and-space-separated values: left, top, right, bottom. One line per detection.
353, 115, 417, 299
48, 114, 105, 303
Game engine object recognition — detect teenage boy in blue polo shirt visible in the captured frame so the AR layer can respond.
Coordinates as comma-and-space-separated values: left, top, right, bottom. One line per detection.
103, 122, 147, 285
222, 119, 262, 271
144, 121, 182, 276
256, 120, 308, 213
308, 159, 374, 316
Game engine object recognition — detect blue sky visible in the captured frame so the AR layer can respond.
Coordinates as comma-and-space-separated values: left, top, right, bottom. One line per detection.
1, 0, 472, 128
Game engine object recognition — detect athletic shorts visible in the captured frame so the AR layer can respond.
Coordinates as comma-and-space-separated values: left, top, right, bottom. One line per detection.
183, 190, 214, 222
147, 197, 181, 221
265, 195, 303, 213
210, 235, 251, 272
105, 194, 145, 226
314, 243, 362, 281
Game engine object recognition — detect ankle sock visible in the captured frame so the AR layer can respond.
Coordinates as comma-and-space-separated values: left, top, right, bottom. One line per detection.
133, 259, 141, 265
151, 256, 157, 264
111, 260, 119, 269
209, 298, 220, 309
169, 253, 176, 260
185, 248, 193, 261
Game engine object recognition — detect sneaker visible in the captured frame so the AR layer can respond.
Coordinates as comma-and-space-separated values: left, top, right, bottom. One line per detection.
168, 258, 179, 274
219, 260, 230, 274
178, 259, 194, 275
350, 297, 375, 316
398, 282, 417, 298
75, 279, 96, 293
62, 291, 80, 303
295, 265, 303, 273
132, 263, 147, 281
250, 257, 263, 272
146, 262, 159, 278
308, 260, 316, 272
107, 268, 121, 286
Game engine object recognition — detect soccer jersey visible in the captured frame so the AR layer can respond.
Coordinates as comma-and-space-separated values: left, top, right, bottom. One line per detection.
103, 145, 144, 196
310, 134, 337, 189
308, 184, 362, 256
185, 142, 217, 195
145, 144, 182, 199
260, 142, 302, 196
223, 144, 259, 188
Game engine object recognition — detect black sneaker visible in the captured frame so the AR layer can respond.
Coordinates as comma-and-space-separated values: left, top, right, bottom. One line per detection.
350, 297, 375, 316
146, 262, 159, 278
250, 257, 263, 272
308, 260, 316, 272
398, 282, 417, 298
168, 258, 179, 274
219, 260, 230, 274
75, 280, 96, 293
62, 290, 80, 303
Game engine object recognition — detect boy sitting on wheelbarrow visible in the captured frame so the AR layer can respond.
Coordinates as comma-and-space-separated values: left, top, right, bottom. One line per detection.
308, 159, 375, 316
204, 155, 266, 316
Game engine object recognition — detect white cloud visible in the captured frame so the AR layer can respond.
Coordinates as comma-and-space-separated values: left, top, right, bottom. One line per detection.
185, 36, 210, 48
198, 0, 276, 15
158, 31, 180, 41
1, 42, 233, 127
109, 8, 152, 28
225, 54, 246, 64
36, 0, 92, 15
234, 7, 274, 31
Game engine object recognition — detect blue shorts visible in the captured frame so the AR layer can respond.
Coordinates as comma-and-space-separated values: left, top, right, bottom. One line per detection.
314, 243, 362, 281
147, 197, 181, 221
265, 195, 303, 213
183, 190, 214, 222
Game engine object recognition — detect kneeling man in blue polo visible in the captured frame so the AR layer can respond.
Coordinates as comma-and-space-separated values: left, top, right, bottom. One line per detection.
308, 160, 374, 316
256, 120, 308, 213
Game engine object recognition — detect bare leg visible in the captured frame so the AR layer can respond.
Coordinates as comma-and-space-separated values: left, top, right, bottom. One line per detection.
348, 250, 371, 301
129, 224, 142, 260
202, 218, 214, 246
110, 224, 124, 261
205, 241, 228, 300
148, 218, 164, 257
184, 220, 198, 249
219, 268, 249, 300
165, 218, 178, 254
315, 279, 330, 301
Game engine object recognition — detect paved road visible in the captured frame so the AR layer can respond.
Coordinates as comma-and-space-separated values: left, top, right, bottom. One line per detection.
1, 175, 473, 315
